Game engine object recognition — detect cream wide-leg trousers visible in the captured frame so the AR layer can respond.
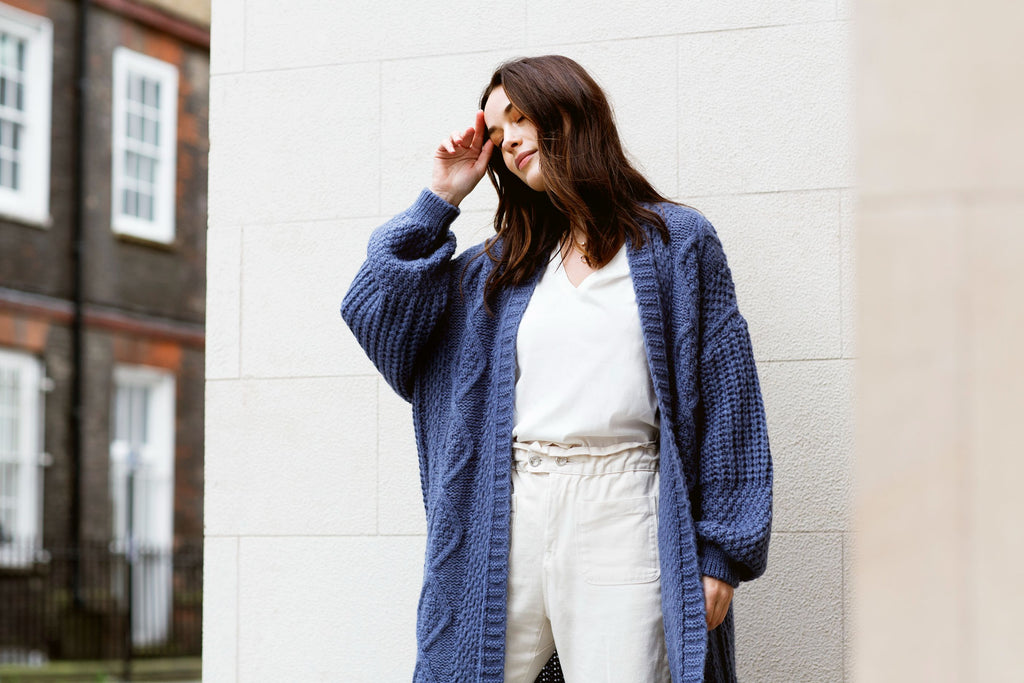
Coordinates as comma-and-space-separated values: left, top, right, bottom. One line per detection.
503, 441, 672, 683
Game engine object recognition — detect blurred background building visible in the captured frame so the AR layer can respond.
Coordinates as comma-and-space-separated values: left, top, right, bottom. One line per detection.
0, 0, 208, 678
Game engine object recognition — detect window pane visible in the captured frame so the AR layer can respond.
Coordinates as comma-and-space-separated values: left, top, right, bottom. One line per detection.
0, 415, 10, 456
139, 193, 153, 221
138, 386, 150, 445
16, 39, 24, 72
125, 150, 137, 179
121, 385, 151, 447
139, 155, 155, 184
128, 74, 141, 103
10, 121, 18, 152
113, 386, 123, 442
144, 118, 158, 146
0, 367, 18, 458
0, 416, 9, 457
125, 387, 138, 444
14, 80, 22, 112
144, 79, 159, 108
123, 188, 137, 217
0, 462, 14, 497
3, 35, 16, 70
0, 158, 11, 190
0, 76, 6, 107
127, 113, 142, 141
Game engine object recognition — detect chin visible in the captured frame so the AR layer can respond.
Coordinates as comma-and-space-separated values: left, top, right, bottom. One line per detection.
524, 173, 547, 192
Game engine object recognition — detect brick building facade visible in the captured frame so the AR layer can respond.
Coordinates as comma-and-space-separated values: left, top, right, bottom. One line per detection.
0, 0, 208, 663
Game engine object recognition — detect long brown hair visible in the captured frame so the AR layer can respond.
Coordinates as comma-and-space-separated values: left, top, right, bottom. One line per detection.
475, 55, 680, 311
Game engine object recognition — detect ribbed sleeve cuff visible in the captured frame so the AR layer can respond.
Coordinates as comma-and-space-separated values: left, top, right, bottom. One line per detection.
412, 187, 461, 227
371, 188, 460, 259
700, 542, 740, 588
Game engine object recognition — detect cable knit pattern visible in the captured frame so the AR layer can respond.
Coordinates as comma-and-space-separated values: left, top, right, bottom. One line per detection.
341, 189, 773, 683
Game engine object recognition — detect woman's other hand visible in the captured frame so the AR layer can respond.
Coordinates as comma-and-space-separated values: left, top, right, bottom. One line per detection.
702, 575, 734, 630
429, 110, 494, 207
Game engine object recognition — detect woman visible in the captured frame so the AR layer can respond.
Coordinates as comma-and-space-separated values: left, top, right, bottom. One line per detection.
342, 55, 772, 683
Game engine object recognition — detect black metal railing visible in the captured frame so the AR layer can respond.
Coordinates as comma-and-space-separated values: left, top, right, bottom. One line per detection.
0, 540, 201, 668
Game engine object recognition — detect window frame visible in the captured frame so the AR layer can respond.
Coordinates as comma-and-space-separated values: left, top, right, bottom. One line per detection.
0, 347, 45, 567
0, 4, 52, 226
111, 47, 178, 244
109, 364, 176, 645
109, 364, 175, 550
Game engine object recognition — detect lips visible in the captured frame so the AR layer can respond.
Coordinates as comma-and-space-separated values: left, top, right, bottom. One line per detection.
515, 151, 536, 170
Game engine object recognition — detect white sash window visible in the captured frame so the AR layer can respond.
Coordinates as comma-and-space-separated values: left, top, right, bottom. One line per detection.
111, 48, 178, 243
0, 348, 45, 567
0, 5, 52, 225
109, 365, 175, 645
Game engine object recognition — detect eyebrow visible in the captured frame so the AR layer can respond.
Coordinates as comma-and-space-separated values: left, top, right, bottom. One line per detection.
486, 102, 514, 139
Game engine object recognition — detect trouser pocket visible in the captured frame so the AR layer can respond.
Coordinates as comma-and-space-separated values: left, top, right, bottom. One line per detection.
574, 494, 660, 585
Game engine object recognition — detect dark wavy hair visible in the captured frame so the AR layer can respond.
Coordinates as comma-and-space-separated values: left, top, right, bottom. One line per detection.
474, 55, 683, 311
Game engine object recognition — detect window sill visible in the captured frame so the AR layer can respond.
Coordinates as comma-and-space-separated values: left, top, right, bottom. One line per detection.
0, 547, 51, 573
112, 228, 179, 252
0, 209, 53, 230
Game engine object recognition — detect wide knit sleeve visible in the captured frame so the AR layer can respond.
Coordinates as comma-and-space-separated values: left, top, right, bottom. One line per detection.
340, 189, 459, 402
692, 216, 773, 588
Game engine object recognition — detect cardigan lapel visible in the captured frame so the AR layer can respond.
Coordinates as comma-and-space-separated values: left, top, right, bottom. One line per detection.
626, 231, 676, 430
626, 229, 709, 682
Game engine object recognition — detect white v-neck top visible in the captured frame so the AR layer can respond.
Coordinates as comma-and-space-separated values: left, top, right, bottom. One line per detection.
512, 242, 660, 449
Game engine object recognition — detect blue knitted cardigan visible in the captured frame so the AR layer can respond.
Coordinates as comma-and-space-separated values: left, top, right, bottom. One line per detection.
341, 189, 772, 683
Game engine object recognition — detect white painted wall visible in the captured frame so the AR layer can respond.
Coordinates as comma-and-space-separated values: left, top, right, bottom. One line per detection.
205, 1, 854, 680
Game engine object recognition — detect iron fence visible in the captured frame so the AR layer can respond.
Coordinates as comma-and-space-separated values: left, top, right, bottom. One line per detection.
0, 540, 201, 667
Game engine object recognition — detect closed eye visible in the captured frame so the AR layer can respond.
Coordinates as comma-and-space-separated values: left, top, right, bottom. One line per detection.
489, 114, 527, 149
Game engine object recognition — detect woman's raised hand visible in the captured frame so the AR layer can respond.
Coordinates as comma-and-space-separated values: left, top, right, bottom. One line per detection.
429, 110, 495, 208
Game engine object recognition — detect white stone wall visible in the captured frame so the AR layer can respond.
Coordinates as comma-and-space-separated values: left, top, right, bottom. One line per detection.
205, 1, 854, 680
854, 2, 1024, 681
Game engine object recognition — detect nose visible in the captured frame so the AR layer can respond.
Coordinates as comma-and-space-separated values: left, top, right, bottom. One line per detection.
503, 127, 522, 152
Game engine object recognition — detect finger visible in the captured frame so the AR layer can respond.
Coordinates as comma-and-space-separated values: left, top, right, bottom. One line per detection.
711, 588, 732, 630
463, 125, 477, 149
707, 595, 720, 630
473, 139, 494, 173
710, 596, 725, 630
474, 110, 486, 146
703, 583, 713, 629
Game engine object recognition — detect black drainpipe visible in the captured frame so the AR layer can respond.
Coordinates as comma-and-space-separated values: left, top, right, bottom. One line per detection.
70, 0, 90, 605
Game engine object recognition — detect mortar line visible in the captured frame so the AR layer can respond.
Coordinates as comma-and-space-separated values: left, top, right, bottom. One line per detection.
235, 535, 240, 683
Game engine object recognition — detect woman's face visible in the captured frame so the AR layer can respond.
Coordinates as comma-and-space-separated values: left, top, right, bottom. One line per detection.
483, 85, 547, 192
